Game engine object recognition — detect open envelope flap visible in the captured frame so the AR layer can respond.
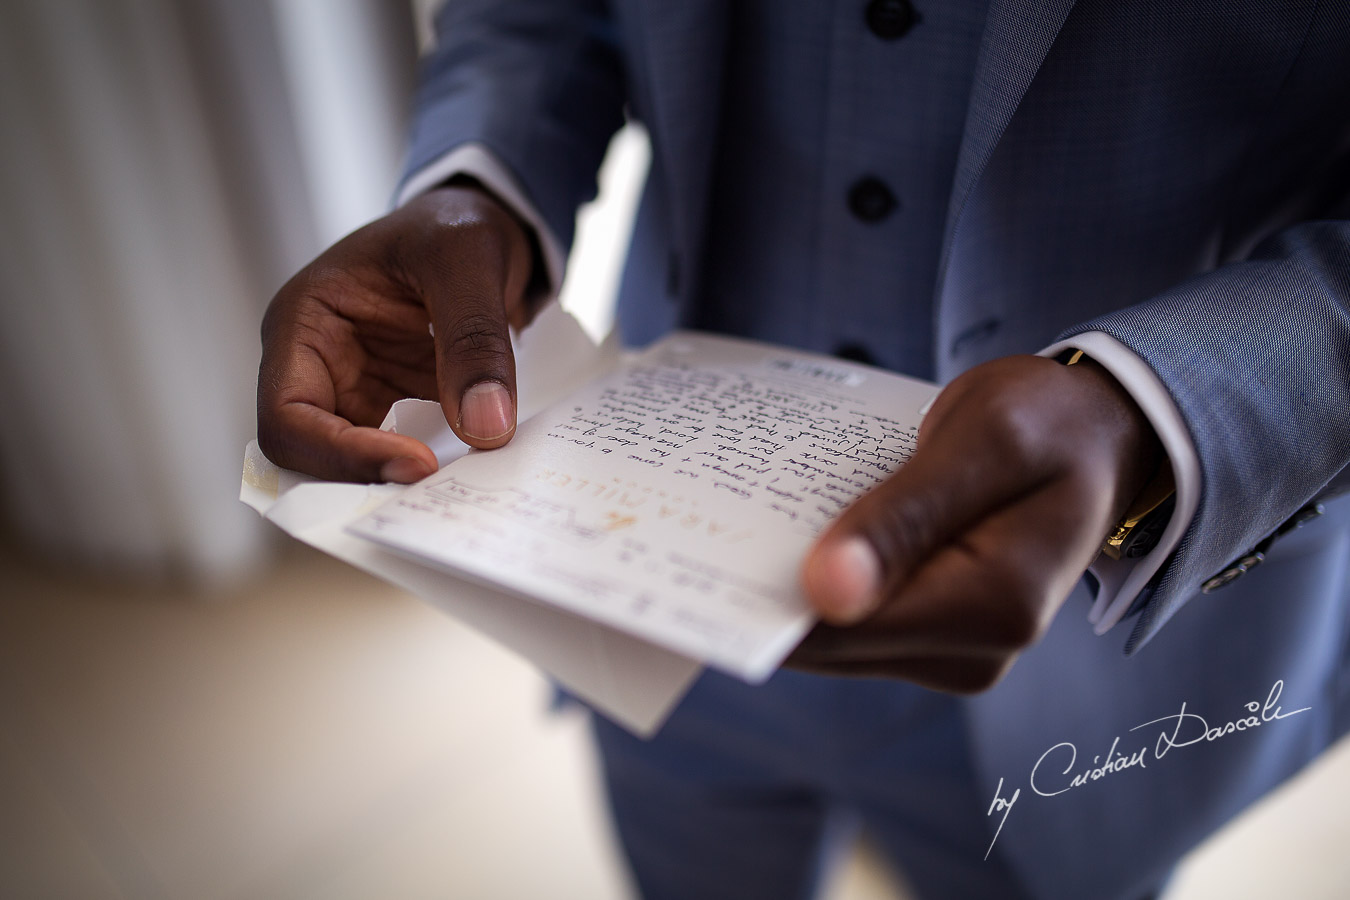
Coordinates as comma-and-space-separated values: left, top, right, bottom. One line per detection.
242, 306, 700, 736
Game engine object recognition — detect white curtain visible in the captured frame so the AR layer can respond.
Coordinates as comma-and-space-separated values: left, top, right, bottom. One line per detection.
0, 0, 418, 579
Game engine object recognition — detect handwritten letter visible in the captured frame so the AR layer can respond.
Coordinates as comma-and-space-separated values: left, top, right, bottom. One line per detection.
349, 333, 937, 681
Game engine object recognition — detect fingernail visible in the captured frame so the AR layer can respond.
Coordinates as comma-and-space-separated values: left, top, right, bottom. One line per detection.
820, 536, 881, 624
381, 456, 432, 484
459, 381, 514, 440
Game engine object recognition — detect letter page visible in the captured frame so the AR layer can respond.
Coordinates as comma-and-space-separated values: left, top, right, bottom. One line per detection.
348, 332, 937, 681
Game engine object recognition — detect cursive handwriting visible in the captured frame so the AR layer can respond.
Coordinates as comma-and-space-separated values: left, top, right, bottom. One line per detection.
543, 357, 917, 536
983, 680, 1310, 860
1129, 678, 1310, 759
984, 777, 1020, 860
1029, 736, 1149, 799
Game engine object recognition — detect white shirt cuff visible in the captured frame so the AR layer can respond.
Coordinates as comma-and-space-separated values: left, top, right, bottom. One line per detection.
395, 142, 566, 298
1040, 332, 1201, 634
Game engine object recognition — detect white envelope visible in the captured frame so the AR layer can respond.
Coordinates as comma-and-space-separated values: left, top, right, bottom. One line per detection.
241, 304, 702, 736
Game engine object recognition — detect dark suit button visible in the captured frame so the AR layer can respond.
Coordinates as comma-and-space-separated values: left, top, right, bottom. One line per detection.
848, 176, 897, 222
1201, 567, 1246, 593
1237, 552, 1266, 571
835, 343, 877, 365
1283, 503, 1325, 533
866, 0, 916, 40
1201, 552, 1265, 594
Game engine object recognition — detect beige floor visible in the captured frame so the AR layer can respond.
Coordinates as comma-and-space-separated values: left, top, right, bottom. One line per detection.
2, 533, 1349, 900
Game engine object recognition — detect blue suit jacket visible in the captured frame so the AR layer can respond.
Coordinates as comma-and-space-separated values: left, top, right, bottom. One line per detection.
406, 2, 1350, 895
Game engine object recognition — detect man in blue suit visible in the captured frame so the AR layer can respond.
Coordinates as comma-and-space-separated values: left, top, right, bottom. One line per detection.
257, 2, 1350, 897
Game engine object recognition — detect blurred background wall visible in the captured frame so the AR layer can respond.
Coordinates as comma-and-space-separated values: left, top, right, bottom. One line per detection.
0, 5, 666, 899
0, 0, 419, 580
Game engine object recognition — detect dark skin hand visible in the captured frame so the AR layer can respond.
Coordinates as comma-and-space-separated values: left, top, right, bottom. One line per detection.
790, 354, 1164, 692
257, 183, 536, 484
258, 183, 1165, 694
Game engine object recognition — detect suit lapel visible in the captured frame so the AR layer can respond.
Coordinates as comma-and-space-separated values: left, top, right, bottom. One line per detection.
937, 0, 1078, 286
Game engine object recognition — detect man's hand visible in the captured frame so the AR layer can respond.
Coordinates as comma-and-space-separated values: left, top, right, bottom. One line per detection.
257, 184, 536, 483
792, 355, 1164, 693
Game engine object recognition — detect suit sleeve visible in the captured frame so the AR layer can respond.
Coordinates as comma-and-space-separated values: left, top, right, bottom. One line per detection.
1063, 219, 1350, 653
402, 0, 627, 258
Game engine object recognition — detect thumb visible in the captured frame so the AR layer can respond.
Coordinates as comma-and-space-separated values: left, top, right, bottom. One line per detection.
801, 428, 1030, 625
417, 199, 534, 450
431, 301, 519, 450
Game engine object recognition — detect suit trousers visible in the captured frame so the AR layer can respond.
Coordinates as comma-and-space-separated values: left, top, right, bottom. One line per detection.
591, 657, 1179, 900
592, 641, 1176, 900
589, 497, 1350, 899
